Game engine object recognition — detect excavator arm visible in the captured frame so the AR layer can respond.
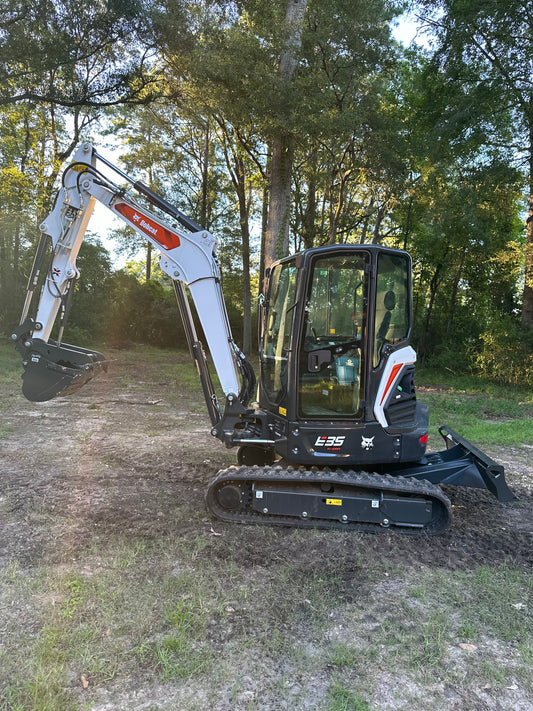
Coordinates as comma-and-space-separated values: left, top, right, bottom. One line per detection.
12, 143, 255, 426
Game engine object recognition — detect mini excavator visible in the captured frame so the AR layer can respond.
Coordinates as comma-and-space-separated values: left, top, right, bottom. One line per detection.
12, 143, 516, 534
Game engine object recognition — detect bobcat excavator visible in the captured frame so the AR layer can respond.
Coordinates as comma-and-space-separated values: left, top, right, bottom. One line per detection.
12, 143, 516, 534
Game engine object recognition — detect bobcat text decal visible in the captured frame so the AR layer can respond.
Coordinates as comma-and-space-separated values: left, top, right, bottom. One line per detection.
114, 202, 181, 250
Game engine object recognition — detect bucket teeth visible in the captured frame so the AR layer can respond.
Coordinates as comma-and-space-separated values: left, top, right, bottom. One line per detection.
20, 339, 107, 402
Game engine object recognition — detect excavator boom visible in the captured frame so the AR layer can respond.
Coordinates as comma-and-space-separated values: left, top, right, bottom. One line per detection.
13, 143, 253, 412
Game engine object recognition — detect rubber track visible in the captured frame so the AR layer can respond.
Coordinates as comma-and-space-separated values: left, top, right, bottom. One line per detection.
206, 465, 453, 535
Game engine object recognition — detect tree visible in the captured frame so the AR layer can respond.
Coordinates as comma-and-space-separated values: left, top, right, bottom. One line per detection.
0, 0, 164, 336
293, 0, 403, 249
407, 162, 524, 362
106, 104, 186, 280
0, 0, 158, 108
154, 0, 402, 257
417, 0, 533, 329
263, 0, 308, 268
215, 117, 262, 353
0, 101, 93, 334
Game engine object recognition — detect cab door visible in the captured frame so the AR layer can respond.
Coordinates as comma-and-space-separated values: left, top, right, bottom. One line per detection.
298, 252, 369, 419
260, 259, 297, 415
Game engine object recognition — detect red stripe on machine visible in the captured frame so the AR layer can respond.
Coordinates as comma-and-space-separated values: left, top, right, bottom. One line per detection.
114, 203, 180, 249
380, 363, 403, 405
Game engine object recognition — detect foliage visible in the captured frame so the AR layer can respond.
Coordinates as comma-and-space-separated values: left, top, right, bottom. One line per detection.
417, 0, 533, 328
0, 0, 531, 383
98, 271, 184, 348
475, 319, 533, 387
0, 0, 157, 107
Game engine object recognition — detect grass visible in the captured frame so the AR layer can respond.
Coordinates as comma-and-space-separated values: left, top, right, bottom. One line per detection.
0, 339, 22, 397
2, 537, 532, 709
327, 682, 371, 711
417, 367, 533, 446
1, 343, 532, 710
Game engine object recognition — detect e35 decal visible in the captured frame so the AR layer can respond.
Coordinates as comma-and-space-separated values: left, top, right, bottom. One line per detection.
315, 435, 346, 450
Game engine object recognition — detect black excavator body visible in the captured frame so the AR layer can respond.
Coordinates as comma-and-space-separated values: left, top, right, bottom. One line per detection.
207, 245, 516, 533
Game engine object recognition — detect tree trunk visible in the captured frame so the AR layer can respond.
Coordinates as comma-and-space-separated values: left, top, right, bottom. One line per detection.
264, 0, 308, 269
360, 198, 374, 244
403, 195, 414, 252
371, 202, 387, 244
521, 111, 533, 328
233, 154, 252, 354
328, 168, 351, 244
239, 183, 252, 355
522, 193, 533, 329
147, 159, 154, 281
146, 241, 152, 281
265, 134, 295, 264
419, 262, 444, 362
302, 147, 317, 249
259, 175, 269, 295
447, 246, 466, 333
200, 122, 209, 229
217, 119, 253, 354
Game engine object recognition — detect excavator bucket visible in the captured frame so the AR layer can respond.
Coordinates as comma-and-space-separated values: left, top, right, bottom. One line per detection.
17, 338, 107, 402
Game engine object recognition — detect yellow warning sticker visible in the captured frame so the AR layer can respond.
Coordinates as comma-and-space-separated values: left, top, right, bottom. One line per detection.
326, 498, 342, 506
278, 406, 287, 416
70, 163, 89, 172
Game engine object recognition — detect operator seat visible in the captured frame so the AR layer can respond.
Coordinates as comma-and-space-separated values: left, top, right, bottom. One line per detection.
377, 290, 396, 341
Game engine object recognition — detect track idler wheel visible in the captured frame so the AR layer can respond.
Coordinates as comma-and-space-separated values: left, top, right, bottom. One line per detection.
216, 484, 243, 511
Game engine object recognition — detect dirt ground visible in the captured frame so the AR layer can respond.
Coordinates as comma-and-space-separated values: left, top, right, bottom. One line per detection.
1, 348, 532, 710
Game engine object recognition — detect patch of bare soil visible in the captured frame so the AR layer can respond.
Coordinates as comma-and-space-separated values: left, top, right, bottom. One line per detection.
1, 360, 531, 573
0, 349, 532, 710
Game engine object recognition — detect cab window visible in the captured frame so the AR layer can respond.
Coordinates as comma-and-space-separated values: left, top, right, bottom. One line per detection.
299, 253, 367, 418
261, 262, 297, 406
373, 253, 410, 367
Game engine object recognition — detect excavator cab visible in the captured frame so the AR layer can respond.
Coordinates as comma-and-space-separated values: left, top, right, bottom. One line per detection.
257, 245, 426, 468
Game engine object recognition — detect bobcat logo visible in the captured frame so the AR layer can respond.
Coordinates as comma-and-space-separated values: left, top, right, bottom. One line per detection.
361, 436, 375, 451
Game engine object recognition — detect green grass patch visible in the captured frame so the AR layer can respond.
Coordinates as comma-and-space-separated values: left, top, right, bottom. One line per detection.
0, 339, 22, 385
328, 643, 363, 667
417, 369, 532, 446
327, 682, 371, 711
2, 667, 78, 711
2, 542, 532, 710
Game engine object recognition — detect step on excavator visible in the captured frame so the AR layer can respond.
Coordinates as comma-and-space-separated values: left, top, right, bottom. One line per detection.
12, 143, 516, 534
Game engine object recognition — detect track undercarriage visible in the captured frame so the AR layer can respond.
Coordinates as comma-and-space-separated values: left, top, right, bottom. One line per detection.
207, 465, 453, 535
206, 428, 516, 535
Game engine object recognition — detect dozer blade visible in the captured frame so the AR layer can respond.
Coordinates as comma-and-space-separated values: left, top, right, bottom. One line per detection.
20, 339, 107, 402
437, 425, 517, 503
384, 426, 517, 504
